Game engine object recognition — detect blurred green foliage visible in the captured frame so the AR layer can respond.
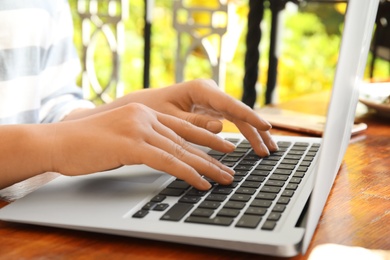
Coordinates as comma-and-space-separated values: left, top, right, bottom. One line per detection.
69, 0, 389, 106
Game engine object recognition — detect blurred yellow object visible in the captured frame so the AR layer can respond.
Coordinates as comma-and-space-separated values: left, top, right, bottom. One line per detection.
334, 3, 347, 14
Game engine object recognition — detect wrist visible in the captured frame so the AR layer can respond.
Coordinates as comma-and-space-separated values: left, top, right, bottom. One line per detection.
0, 124, 58, 188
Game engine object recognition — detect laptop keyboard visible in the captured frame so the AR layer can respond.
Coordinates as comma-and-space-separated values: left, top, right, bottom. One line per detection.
132, 138, 320, 231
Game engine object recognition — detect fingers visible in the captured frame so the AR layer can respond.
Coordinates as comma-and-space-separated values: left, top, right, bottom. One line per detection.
174, 104, 224, 133
139, 145, 212, 190
233, 119, 278, 157
158, 113, 235, 153
140, 123, 234, 190
187, 79, 272, 132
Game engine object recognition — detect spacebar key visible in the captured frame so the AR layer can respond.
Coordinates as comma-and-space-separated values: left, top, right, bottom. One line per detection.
161, 203, 193, 221
185, 216, 233, 226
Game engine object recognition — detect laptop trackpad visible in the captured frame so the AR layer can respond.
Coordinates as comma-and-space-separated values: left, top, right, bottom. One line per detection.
63, 165, 171, 200
4, 166, 172, 222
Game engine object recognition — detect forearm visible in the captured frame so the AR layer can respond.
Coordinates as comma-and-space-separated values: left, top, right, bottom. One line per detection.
0, 124, 55, 189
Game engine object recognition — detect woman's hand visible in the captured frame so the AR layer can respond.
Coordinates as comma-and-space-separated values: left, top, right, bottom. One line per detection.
52, 103, 236, 190
110, 79, 279, 156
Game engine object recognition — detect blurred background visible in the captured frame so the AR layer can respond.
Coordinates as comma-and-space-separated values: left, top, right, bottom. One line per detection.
68, 0, 389, 106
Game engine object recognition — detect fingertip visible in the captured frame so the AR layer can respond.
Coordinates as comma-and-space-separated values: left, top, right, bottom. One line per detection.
253, 142, 270, 157
223, 140, 236, 152
267, 138, 279, 152
198, 178, 212, 190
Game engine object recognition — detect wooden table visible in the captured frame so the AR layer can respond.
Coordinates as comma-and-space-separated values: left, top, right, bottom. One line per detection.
1, 93, 389, 259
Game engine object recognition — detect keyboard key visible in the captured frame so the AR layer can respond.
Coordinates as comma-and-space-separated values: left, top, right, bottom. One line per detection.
261, 186, 281, 193
161, 203, 193, 221
236, 214, 262, 228
297, 166, 308, 172
198, 201, 221, 209
159, 188, 185, 197
241, 181, 261, 188
285, 183, 298, 190
272, 204, 286, 213
251, 199, 272, 208
230, 194, 252, 202
255, 165, 274, 171
273, 169, 292, 175
251, 170, 271, 176
179, 196, 202, 204
217, 208, 240, 218
290, 177, 302, 184
224, 201, 246, 209
277, 197, 290, 205
281, 159, 299, 165
233, 176, 244, 182
222, 182, 239, 188
234, 165, 253, 171
287, 150, 305, 156
284, 154, 302, 160
239, 160, 257, 166
150, 195, 166, 202
290, 146, 307, 151
187, 189, 208, 197
167, 180, 191, 189
235, 187, 256, 195
205, 194, 227, 202
294, 172, 305, 178
269, 174, 289, 181
243, 155, 261, 161
282, 190, 294, 197
268, 212, 282, 221
260, 160, 278, 166
245, 207, 267, 216
277, 141, 292, 148
185, 216, 233, 226
153, 203, 170, 211
212, 186, 234, 195
191, 208, 214, 218
132, 210, 149, 218
277, 164, 296, 170
246, 175, 266, 182
271, 151, 285, 156
303, 156, 314, 162
220, 161, 236, 167
299, 161, 311, 167
142, 202, 157, 210
266, 155, 282, 161
255, 192, 276, 200
222, 157, 240, 162
262, 220, 277, 230
265, 180, 285, 187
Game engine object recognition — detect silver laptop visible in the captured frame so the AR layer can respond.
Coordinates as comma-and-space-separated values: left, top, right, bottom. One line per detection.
0, 0, 378, 257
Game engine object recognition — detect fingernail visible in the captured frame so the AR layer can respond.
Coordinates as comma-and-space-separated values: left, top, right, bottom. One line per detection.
222, 171, 234, 182
222, 165, 235, 175
206, 121, 222, 132
260, 143, 270, 156
200, 178, 212, 190
224, 140, 236, 151
268, 138, 279, 151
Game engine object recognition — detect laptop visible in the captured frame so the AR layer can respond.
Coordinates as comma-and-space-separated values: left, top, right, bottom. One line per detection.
0, 0, 379, 257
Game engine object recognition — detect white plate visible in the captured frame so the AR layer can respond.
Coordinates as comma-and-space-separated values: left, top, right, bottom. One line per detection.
359, 82, 390, 118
